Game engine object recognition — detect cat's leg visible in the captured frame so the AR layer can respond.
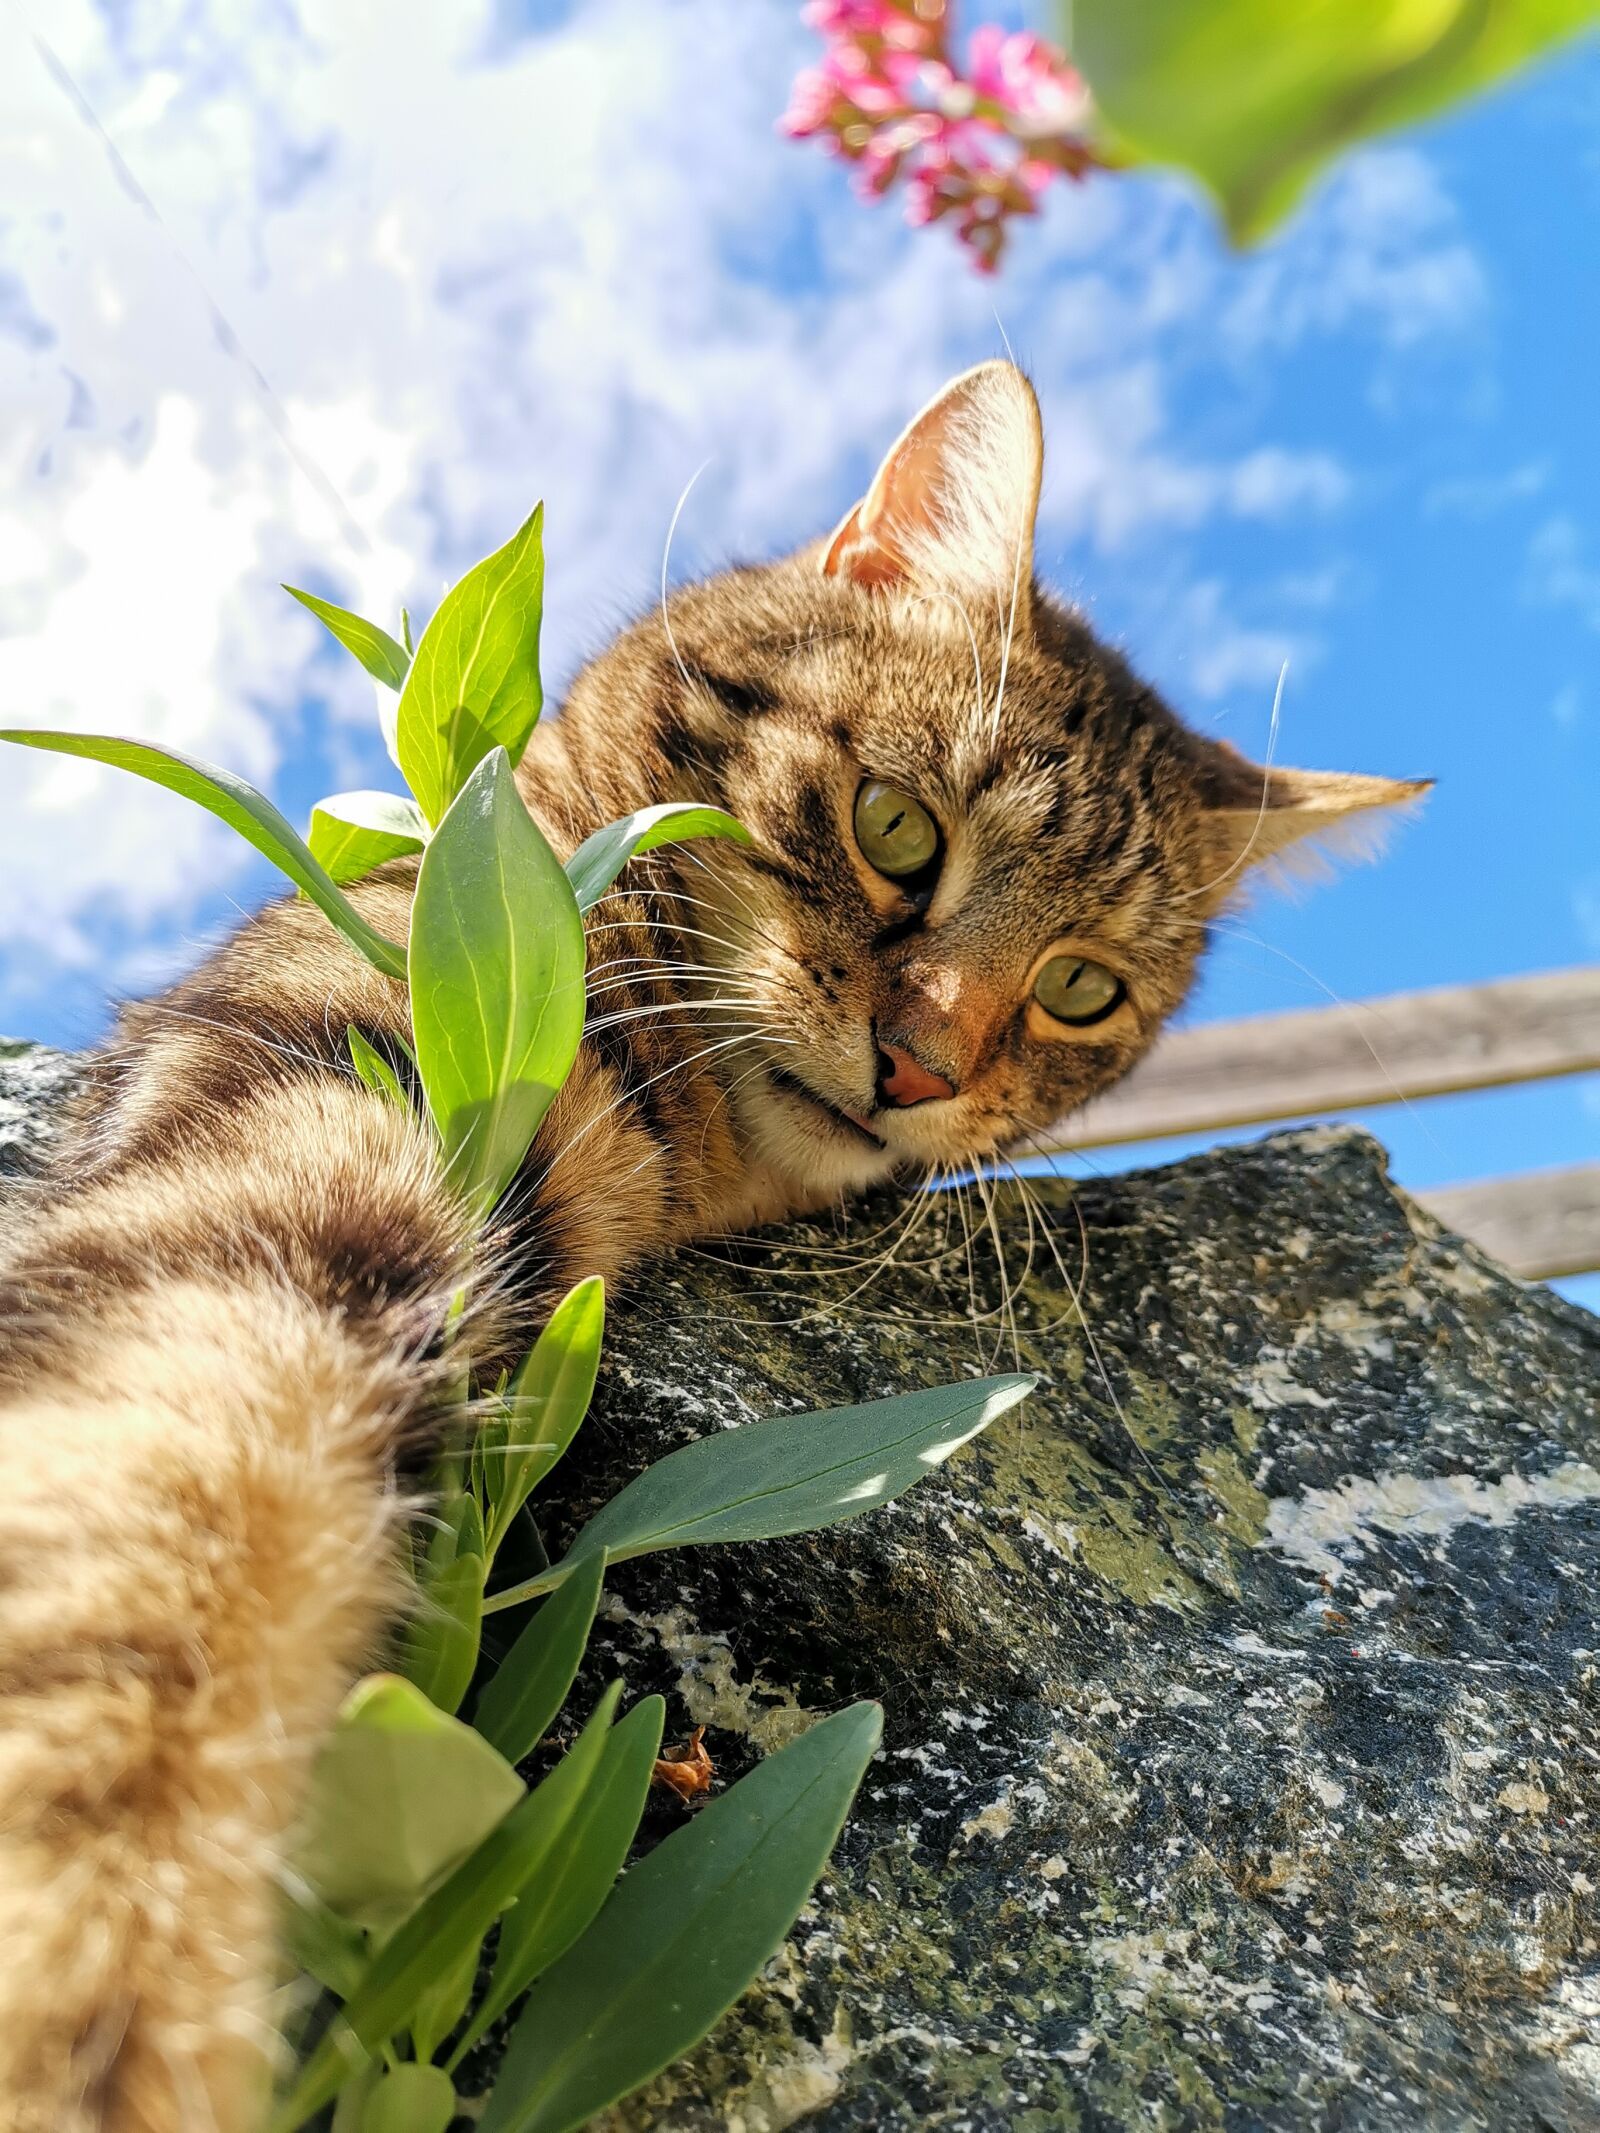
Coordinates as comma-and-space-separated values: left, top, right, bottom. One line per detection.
0, 1081, 473, 2132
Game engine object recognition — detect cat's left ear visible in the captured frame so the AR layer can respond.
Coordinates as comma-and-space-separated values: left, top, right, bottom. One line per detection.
1197, 740, 1432, 897
822, 360, 1043, 615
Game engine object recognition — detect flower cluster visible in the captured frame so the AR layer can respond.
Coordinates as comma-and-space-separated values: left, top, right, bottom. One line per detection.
781, 1, 1103, 272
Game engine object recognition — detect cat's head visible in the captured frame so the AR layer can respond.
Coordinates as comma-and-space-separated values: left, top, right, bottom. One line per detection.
563, 361, 1427, 1201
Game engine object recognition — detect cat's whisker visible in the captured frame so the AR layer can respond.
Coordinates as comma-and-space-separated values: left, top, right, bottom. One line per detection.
1170, 661, 1288, 908
1203, 915, 1445, 1156
659, 458, 711, 697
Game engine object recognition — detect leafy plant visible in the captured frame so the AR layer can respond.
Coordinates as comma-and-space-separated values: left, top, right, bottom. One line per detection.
0, 505, 1035, 2129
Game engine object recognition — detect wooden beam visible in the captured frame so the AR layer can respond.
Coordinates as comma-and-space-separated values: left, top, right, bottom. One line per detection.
1416, 1164, 1600, 1282
1035, 965, 1600, 1153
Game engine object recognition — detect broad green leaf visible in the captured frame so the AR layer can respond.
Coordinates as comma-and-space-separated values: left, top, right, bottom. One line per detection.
402, 1547, 487, 1716
347, 1027, 407, 1109
292, 1674, 522, 1928
472, 1550, 605, 1765
397, 504, 545, 824
479, 1701, 883, 2133
565, 803, 750, 915
484, 1277, 605, 1556
449, 1694, 663, 2068
409, 749, 585, 1221
1072, 0, 1600, 245
0, 730, 407, 981
273, 1686, 622, 2133
486, 1373, 1034, 1613
284, 584, 410, 690
309, 791, 428, 885
362, 2064, 456, 2133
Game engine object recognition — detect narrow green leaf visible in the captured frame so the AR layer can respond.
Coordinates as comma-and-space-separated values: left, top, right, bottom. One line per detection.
401, 606, 415, 656
407, 1929, 480, 2065
450, 1694, 663, 2068
397, 505, 545, 824
347, 1027, 407, 1109
361, 2064, 456, 2133
486, 1373, 1034, 1613
472, 1550, 605, 1765
402, 1547, 487, 1717
309, 791, 428, 886
479, 1702, 883, 2133
565, 803, 750, 915
331, 2066, 381, 2133
1071, 0, 1600, 245
0, 729, 407, 981
285, 585, 411, 689
484, 1277, 605, 1557
292, 1674, 522, 1929
273, 1686, 622, 2133
282, 1891, 367, 1999
409, 749, 585, 1221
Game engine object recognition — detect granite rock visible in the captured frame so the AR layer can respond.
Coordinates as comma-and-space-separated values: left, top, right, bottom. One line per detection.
4, 1045, 1598, 2130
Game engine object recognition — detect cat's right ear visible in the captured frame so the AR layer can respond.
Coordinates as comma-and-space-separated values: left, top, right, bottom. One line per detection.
822, 361, 1043, 615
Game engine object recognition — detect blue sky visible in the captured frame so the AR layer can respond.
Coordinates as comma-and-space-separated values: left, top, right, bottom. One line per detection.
1, 1, 1596, 1302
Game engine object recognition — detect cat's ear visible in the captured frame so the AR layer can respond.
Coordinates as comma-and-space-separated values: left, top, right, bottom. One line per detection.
822, 360, 1043, 613
1197, 740, 1431, 897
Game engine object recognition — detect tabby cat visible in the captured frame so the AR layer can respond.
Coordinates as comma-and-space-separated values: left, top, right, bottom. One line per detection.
0, 362, 1425, 2130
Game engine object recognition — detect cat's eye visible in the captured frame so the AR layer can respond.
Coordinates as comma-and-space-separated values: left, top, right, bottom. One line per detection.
1033, 954, 1124, 1026
853, 780, 940, 881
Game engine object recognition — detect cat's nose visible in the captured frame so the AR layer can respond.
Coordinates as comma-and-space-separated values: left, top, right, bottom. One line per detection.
875, 1038, 956, 1108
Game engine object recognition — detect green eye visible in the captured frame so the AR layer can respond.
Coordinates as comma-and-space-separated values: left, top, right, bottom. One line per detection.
1033, 955, 1124, 1026
853, 780, 940, 880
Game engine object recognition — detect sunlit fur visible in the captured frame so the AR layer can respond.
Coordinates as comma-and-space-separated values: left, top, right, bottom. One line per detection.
0, 363, 1424, 2129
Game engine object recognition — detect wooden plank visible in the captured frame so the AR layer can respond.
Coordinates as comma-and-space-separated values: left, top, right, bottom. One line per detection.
1417, 1164, 1600, 1281
1035, 966, 1600, 1153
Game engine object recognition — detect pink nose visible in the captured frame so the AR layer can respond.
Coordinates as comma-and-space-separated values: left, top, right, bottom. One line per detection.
875, 1039, 955, 1108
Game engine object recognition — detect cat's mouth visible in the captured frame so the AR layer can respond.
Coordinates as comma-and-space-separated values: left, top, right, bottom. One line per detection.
766, 1065, 886, 1149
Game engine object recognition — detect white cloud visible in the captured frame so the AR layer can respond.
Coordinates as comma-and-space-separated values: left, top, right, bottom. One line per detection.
1423, 460, 1549, 520
1525, 515, 1600, 633
0, 0, 1488, 1025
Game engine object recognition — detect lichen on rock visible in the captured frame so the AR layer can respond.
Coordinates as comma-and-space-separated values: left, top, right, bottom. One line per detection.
4, 1046, 1598, 2129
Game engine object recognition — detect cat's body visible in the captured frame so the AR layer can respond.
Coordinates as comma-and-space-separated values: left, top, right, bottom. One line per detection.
0, 365, 1424, 2130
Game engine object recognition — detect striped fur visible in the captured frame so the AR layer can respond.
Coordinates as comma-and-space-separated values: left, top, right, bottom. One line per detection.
0, 363, 1423, 2128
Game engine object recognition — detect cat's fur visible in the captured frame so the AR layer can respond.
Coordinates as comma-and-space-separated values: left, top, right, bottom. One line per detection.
0, 364, 1425, 2130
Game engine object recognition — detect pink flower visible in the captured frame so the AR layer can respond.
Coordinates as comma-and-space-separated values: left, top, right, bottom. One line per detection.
965, 25, 1089, 129
782, 0, 1101, 271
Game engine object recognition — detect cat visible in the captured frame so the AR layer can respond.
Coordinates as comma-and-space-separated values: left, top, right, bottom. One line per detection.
0, 361, 1426, 2131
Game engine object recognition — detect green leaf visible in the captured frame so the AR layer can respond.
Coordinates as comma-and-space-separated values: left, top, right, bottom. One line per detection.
484, 1277, 605, 1557
282, 1891, 367, 1999
486, 1373, 1034, 1613
284, 585, 411, 691
1071, 0, 1600, 245
309, 791, 428, 886
397, 504, 545, 824
402, 1547, 487, 1717
449, 1694, 663, 2069
273, 1685, 622, 2133
0, 729, 407, 981
472, 1550, 605, 1765
292, 1674, 522, 1929
407, 1930, 480, 2066
409, 749, 585, 1221
347, 1027, 408, 1109
361, 2064, 456, 2133
565, 803, 750, 915
479, 1702, 883, 2133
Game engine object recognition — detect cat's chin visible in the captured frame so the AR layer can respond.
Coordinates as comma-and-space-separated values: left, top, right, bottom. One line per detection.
736, 1061, 904, 1199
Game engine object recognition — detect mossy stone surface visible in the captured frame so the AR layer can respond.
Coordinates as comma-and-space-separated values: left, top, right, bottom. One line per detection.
5, 1046, 1598, 2129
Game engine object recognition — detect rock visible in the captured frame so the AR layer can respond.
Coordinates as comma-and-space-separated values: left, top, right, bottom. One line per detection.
4, 1045, 1599, 2130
